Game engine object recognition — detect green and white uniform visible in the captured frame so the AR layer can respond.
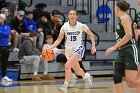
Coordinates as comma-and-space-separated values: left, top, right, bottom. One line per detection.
115, 18, 139, 70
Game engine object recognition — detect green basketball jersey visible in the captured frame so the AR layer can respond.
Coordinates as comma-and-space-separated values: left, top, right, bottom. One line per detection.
115, 18, 135, 49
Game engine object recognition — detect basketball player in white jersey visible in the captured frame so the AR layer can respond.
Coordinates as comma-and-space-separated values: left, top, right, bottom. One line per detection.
49, 10, 96, 92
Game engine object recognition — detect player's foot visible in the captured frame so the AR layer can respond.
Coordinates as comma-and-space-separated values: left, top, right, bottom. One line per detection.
59, 84, 67, 92
83, 73, 93, 87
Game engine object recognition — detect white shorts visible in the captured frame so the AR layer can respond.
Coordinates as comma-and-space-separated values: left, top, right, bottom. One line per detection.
65, 45, 85, 60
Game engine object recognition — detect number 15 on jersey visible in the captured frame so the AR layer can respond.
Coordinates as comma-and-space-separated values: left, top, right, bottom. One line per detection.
70, 36, 77, 41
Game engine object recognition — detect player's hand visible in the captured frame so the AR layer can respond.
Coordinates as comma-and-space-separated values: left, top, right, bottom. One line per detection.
106, 46, 117, 56
91, 46, 96, 54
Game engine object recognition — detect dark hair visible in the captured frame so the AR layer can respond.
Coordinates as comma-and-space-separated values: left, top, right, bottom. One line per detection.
29, 31, 38, 37
52, 10, 60, 16
117, 1, 130, 12
41, 11, 50, 20
27, 11, 33, 15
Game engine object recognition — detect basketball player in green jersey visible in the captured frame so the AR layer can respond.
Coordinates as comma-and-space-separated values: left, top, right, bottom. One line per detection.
106, 1, 140, 93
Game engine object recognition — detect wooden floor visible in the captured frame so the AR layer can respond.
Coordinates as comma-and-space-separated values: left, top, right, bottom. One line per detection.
0, 77, 134, 93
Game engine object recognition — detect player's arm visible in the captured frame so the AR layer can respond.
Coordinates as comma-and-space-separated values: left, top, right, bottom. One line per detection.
114, 15, 132, 49
83, 25, 96, 54
50, 29, 64, 49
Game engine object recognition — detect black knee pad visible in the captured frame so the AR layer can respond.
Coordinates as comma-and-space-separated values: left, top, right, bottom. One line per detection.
113, 62, 124, 84
113, 73, 123, 84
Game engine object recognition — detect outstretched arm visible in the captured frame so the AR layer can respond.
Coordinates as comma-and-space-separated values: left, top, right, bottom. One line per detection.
50, 32, 64, 49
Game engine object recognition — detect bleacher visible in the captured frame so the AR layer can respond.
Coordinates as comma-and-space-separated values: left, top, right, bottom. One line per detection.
6, 0, 120, 79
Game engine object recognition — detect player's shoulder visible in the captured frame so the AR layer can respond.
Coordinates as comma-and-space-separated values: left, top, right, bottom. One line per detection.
63, 22, 69, 26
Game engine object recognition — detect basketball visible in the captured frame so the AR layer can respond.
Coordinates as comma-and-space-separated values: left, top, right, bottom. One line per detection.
42, 48, 54, 62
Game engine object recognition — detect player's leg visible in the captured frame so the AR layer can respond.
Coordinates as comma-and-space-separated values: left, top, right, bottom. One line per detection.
59, 54, 80, 91
135, 66, 140, 93
113, 62, 125, 93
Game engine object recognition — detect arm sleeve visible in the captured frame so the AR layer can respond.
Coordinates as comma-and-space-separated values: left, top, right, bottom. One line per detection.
33, 22, 38, 32
24, 40, 35, 55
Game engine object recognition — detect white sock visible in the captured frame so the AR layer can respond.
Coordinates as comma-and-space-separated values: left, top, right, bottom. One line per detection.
44, 71, 48, 75
34, 72, 38, 75
83, 73, 89, 80
63, 81, 69, 87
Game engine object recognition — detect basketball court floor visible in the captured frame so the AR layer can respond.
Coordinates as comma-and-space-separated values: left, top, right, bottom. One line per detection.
0, 77, 133, 93
0, 77, 134, 93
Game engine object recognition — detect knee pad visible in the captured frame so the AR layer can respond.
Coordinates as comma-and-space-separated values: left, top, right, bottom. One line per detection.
113, 73, 123, 84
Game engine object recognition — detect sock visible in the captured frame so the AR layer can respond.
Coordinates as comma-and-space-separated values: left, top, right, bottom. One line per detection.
83, 73, 88, 80
63, 81, 69, 87
44, 71, 48, 75
34, 72, 38, 75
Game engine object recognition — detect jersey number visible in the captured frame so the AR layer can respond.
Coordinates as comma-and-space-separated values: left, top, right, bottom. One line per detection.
70, 36, 77, 41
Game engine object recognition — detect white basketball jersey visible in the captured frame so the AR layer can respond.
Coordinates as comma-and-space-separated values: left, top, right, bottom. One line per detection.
60, 21, 88, 48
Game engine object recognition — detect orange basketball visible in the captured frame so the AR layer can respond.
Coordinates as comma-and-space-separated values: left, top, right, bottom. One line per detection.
42, 48, 54, 62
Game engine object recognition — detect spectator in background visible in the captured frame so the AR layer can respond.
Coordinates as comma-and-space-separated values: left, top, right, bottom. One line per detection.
42, 35, 61, 55
0, 0, 7, 10
51, 10, 63, 31
1, 8, 11, 25
134, 12, 140, 29
33, 3, 50, 21
24, 11, 44, 50
18, 31, 55, 81
18, 1, 27, 14
0, 14, 13, 82
51, 10, 64, 48
10, 10, 28, 51
10, 3, 19, 19
134, 0, 140, 29
36, 12, 53, 43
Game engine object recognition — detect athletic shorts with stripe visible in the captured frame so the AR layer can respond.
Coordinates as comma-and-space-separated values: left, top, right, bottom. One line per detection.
65, 45, 85, 61
115, 44, 139, 70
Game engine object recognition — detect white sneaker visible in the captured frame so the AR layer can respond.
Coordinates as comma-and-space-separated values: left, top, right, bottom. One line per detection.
2, 76, 13, 82
59, 84, 67, 92
83, 73, 93, 87
71, 73, 78, 80
2, 81, 13, 86
12, 48, 19, 52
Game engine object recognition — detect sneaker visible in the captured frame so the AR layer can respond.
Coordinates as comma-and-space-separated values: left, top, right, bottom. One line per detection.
59, 85, 67, 92
32, 75, 42, 81
12, 48, 19, 52
2, 81, 13, 86
2, 76, 13, 82
71, 73, 78, 80
83, 73, 93, 87
43, 74, 55, 80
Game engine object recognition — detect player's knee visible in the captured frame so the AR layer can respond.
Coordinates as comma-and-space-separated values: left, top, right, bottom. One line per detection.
126, 79, 137, 88
65, 63, 71, 70
113, 73, 122, 84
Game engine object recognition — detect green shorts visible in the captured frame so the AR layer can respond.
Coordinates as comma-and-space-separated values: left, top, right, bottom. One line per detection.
115, 45, 139, 70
